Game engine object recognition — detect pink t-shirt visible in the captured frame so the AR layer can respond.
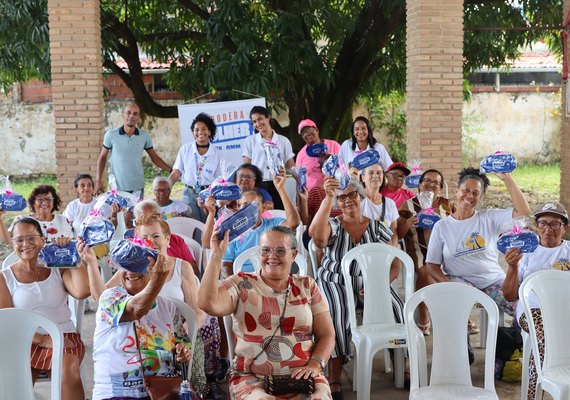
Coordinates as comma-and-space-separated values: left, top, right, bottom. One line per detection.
296, 139, 341, 190
380, 187, 416, 208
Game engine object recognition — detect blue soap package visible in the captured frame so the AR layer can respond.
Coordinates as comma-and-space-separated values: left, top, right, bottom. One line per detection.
291, 166, 307, 193
211, 184, 242, 201
199, 188, 211, 202
105, 191, 130, 209
110, 239, 159, 274
405, 175, 421, 189
351, 149, 380, 170
123, 228, 135, 239
79, 217, 115, 246
217, 202, 258, 242
416, 213, 441, 230
306, 143, 329, 158
321, 155, 350, 190
39, 241, 80, 268
480, 152, 517, 173
262, 140, 284, 178
0, 192, 27, 211
497, 230, 539, 255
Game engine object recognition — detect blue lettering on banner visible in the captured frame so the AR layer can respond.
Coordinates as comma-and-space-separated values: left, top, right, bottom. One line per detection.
212, 121, 254, 144
225, 144, 242, 150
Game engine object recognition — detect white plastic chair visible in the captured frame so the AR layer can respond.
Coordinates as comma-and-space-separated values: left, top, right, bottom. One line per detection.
233, 245, 307, 276
167, 217, 205, 244
175, 233, 203, 275
340, 243, 415, 399
0, 308, 64, 400
162, 296, 200, 367
404, 282, 499, 400
520, 270, 570, 400
308, 239, 319, 280
265, 209, 305, 258
478, 304, 505, 348
520, 329, 532, 400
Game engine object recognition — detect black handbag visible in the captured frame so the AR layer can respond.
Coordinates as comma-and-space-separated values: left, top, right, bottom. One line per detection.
264, 375, 315, 395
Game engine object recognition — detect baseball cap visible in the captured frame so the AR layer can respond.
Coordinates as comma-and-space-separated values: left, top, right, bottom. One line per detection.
534, 202, 569, 225
297, 119, 317, 135
386, 162, 411, 176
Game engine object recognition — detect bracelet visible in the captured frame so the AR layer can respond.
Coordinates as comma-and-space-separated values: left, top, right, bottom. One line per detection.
309, 355, 327, 370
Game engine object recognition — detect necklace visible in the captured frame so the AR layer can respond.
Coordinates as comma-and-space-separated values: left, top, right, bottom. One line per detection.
196, 143, 210, 149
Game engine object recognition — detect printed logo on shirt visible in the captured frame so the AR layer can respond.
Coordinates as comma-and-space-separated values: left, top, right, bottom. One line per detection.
454, 231, 487, 258
552, 258, 570, 271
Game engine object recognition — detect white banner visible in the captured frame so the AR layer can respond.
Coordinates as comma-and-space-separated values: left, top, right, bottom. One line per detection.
177, 98, 266, 168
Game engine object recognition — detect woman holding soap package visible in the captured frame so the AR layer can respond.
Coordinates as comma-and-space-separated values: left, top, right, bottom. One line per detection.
338, 116, 392, 170
425, 166, 530, 316
0, 217, 89, 400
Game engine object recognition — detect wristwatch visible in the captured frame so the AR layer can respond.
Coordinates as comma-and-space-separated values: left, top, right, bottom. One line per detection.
310, 355, 327, 370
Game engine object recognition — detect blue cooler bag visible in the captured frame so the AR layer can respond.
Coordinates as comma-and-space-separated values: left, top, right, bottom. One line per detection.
40, 242, 80, 268
217, 202, 258, 242
0, 192, 27, 211
480, 153, 517, 173
351, 149, 380, 170
497, 231, 539, 254
416, 213, 441, 230
111, 239, 158, 274
306, 143, 329, 157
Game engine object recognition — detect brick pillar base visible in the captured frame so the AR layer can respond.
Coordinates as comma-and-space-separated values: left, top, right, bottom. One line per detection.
406, 0, 464, 184
48, 0, 104, 205
560, 0, 570, 212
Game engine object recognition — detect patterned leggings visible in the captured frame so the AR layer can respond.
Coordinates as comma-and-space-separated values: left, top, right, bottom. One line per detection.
447, 275, 517, 317
519, 309, 544, 400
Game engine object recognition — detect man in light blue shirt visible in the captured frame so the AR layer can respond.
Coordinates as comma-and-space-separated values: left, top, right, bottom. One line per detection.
95, 103, 171, 195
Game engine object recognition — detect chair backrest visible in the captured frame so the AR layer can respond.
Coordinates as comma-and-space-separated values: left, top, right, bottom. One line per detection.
308, 239, 319, 280
0, 308, 64, 400
162, 296, 200, 367
2, 252, 85, 334
404, 282, 499, 391
520, 270, 570, 373
264, 210, 305, 257
233, 245, 306, 275
176, 233, 203, 275
340, 243, 414, 327
266, 209, 286, 219
167, 217, 205, 244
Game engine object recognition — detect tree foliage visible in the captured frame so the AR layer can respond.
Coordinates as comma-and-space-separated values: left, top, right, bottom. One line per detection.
0, 0, 563, 143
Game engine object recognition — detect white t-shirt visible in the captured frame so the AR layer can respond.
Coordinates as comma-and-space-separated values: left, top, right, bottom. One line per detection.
160, 200, 191, 219
426, 208, 514, 289
63, 198, 112, 234
360, 196, 399, 226
516, 240, 570, 321
92, 287, 190, 400
241, 131, 295, 180
173, 142, 222, 186
338, 140, 392, 171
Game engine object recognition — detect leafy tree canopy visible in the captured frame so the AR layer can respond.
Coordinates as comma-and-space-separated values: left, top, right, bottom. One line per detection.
0, 0, 563, 143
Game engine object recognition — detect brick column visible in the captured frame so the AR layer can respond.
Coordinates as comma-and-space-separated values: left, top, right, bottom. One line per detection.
48, 0, 104, 204
560, 0, 570, 211
406, 0, 464, 183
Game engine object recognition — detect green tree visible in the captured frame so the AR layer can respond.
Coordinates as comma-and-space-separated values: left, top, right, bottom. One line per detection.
0, 0, 563, 144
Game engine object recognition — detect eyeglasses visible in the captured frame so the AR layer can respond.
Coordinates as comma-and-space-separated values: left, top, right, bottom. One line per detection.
536, 220, 565, 230
237, 174, 255, 180
259, 246, 296, 257
421, 178, 442, 186
11, 235, 43, 245
336, 191, 359, 202
35, 197, 54, 203
387, 172, 406, 179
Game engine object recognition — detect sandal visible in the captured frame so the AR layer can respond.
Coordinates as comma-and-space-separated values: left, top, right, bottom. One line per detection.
329, 381, 343, 400
468, 320, 480, 335
417, 321, 431, 336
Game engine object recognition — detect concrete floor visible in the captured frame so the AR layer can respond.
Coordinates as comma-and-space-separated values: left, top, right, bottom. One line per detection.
34, 302, 534, 400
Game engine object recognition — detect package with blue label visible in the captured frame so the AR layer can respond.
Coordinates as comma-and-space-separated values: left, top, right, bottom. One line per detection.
405, 160, 423, 189
39, 241, 80, 268
321, 155, 350, 190
290, 166, 307, 193
110, 237, 159, 274
262, 140, 284, 178
351, 149, 380, 170
199, 188, 212, 202
480, 151, 517, 173
216, 202, 258, 242
104, 189, 139, 209
209, 161, 241, 201
78, 195, 116, 246
0, 175, 27, 212
415, 191, 441, 230
306, 143, 329, 158
497, 223, 539, 254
